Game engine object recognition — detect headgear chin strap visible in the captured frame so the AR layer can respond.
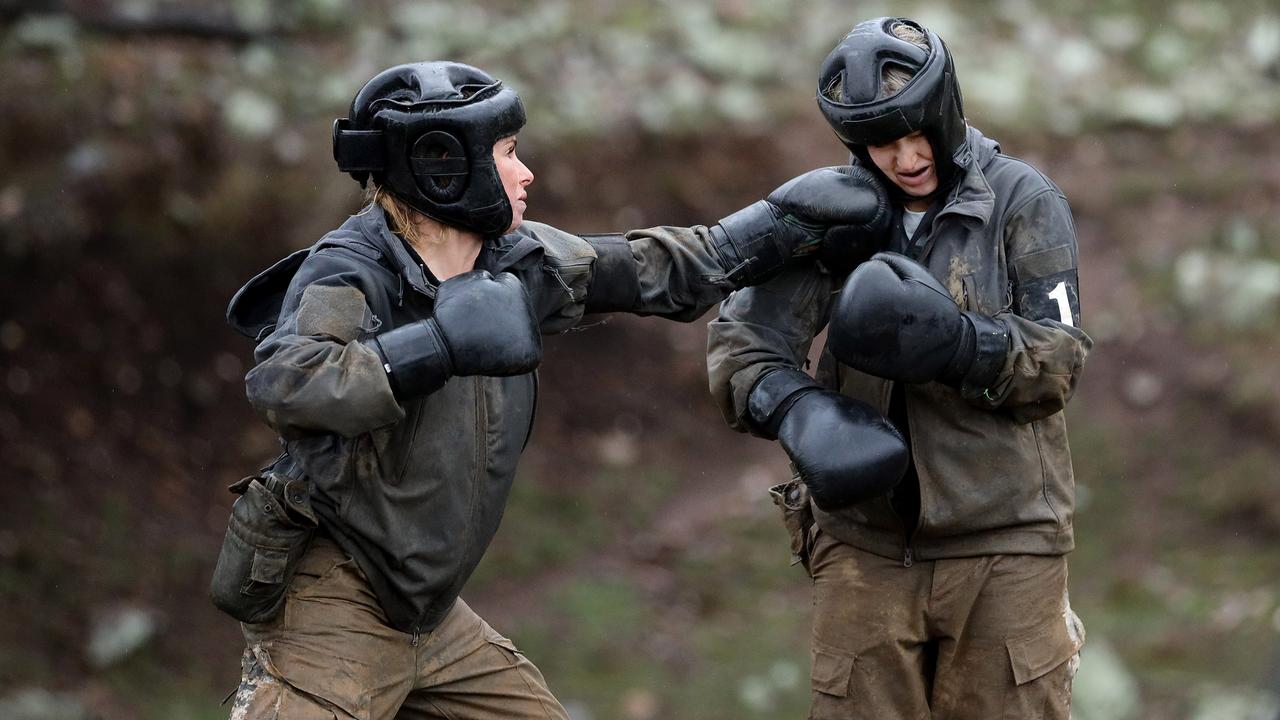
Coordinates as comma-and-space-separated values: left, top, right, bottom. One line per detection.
333, 61, 526, 237
816, 18, 970, 197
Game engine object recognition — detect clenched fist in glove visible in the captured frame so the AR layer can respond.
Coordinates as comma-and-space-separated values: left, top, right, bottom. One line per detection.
747, 367, 908, 511
829, 252, 1009, 390
372, 270, 542, 399
709, 165, 890, 287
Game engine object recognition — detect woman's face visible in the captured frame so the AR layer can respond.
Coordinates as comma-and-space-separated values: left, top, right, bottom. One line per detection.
866, 130, 937, 210
493, 135, 534, 233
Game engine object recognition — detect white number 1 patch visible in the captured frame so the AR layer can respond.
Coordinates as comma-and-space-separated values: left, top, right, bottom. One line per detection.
1048, 281, 1074, 327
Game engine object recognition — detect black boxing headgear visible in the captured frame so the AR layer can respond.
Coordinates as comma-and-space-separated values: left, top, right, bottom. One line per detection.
333, 61, 526, 237
816, 18, 970, 194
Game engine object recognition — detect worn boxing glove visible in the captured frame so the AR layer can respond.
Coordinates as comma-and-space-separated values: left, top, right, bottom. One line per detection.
829, 252, 1008, 389
372, 270, 542, 399
709, 165, 890, 287
748, 368, 908, 510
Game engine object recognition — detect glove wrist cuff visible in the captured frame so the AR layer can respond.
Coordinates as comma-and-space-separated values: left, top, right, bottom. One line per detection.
371, 319, 452, 400
711, 201, 787, 287
583, 234, 641, 313
938, 314, 977, 388
959, 311, 1010, 391
746, 367, 821, 440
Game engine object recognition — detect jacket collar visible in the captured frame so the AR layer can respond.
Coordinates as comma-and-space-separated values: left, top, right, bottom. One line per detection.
934, 126, 1000, 226
351, 205, 548, 300
353, 205, 437, 300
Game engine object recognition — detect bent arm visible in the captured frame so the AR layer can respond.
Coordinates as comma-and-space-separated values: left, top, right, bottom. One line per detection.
979, 188, 1093, 422
706, 265, 835, 434
245, 251, 404, 439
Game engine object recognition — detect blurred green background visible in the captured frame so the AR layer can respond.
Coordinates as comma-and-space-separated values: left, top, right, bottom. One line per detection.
2, 0, 1279, 718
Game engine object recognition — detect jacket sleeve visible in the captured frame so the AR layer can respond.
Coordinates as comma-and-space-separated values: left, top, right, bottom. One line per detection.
620, 225, 737, 321
978, 187, 1093, 423
525, 222, 736, 332
706, 264, 836, 435
244, 249, 404, 439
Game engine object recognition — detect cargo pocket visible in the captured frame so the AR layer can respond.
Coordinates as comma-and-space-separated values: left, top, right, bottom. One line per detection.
210, 473, 318, 624
1002, 611, 1085, 719
811, 646, 853, 697
248, 643, 367, 719
809, 643, 855, 719
768, 477, 816, 575
484, 631, 524, 666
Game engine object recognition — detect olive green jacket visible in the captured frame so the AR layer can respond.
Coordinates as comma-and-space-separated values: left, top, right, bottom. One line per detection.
230, 206, 729, 636
707, 127, 1093, 562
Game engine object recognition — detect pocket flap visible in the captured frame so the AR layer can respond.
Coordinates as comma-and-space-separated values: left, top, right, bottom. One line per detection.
250, 548, 289, 584
228, 475, 257, 495
811, 646, 854, 698
254, 643, 369, 719
1006, 614, 1083, 685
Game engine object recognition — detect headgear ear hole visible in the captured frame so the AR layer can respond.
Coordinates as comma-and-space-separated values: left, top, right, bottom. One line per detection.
411, 130, 469, 203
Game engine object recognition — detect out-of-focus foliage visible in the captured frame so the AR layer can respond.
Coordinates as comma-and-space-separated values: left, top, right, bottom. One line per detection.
4, 0, 1279, 144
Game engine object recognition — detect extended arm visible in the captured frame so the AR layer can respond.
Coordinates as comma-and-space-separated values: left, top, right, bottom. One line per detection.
577, 166, 890, 321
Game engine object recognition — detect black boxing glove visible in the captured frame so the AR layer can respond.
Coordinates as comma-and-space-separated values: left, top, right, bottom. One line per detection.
709, 165, 890, 287
829, 252, 1009, 389
372, 270, 542, 399
747, 368, 908, 511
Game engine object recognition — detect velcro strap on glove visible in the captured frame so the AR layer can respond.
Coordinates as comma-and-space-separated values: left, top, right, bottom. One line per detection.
746, 367, 822, 440
709, 201, 786, 287
583, 234, 642, 314
962, 312, 1010, 390
370, 319, 452, 400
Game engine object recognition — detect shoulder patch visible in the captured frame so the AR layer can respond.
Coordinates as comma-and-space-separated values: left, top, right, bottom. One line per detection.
296, 284, 375, 343
1013, 245, 1074, 281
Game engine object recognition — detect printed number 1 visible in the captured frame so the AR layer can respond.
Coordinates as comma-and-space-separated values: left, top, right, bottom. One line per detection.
1048, 282, 1074, 327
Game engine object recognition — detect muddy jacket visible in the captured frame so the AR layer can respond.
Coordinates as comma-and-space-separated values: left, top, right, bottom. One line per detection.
228, 206, 729, 636
708, 127, 1093, 563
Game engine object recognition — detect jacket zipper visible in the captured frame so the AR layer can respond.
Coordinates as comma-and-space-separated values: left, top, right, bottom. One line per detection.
890, 378, 923, 569
457, 377, 487, 575
544, 261, 592, 301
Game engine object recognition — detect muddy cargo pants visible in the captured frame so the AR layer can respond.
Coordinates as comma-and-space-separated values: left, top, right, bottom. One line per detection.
228, 536, 569, 720
806, 531, 1084, 720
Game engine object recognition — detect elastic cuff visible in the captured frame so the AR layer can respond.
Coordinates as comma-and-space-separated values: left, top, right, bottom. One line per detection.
371, 319, 452, 400
961, 311, 1010, 391
583, 234, 641, 314
746, 367, 821, 439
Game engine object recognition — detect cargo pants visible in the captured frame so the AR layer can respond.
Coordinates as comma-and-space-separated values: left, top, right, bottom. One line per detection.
803, 528, 1085, 720
228, 536, 569, 720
